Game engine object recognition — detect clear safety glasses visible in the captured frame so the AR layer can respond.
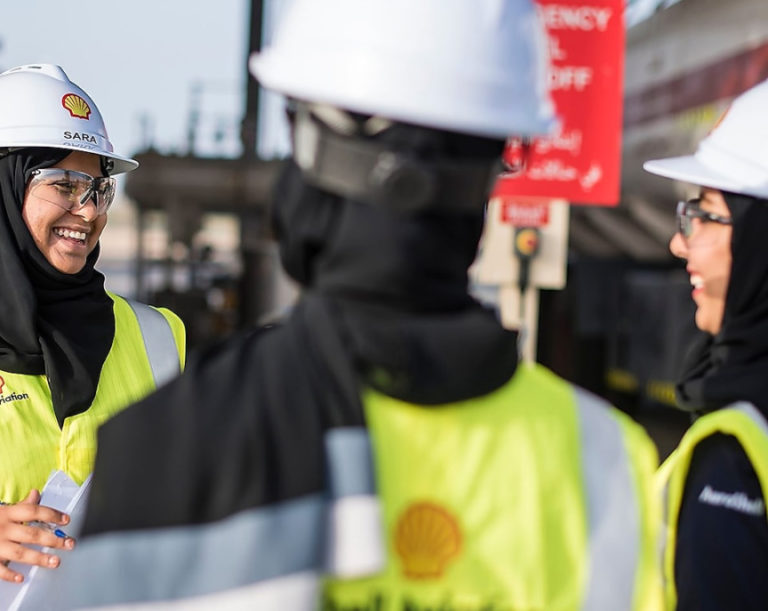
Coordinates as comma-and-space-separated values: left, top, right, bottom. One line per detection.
676, 197, 733, 240
28, 168, 117, 217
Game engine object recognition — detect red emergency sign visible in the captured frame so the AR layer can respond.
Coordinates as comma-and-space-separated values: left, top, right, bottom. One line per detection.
494, 0, 625, 206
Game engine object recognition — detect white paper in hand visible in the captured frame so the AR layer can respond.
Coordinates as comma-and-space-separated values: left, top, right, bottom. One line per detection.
0, 470, 92, 611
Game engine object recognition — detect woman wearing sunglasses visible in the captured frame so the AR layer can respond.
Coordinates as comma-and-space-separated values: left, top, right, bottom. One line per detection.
645, 78, 768, 610
0, 65, 185, 583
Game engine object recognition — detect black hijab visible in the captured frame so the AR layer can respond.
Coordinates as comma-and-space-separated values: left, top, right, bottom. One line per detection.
272, 153, 519, 405
0, 148, 115, 425
676, 192, 768, 416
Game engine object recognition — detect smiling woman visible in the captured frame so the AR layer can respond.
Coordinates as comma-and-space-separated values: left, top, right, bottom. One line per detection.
22, 151, 107, 275
645, 78, 768, 609
0, 64, 186, 588
668, 189, 733, 335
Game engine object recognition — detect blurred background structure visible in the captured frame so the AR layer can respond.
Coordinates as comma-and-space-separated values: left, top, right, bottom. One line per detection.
2, 0, 768, 455
556, 0, 768, 454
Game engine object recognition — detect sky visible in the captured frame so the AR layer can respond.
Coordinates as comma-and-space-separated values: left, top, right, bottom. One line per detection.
0, 0, 254, 160
625, 0, 682, 27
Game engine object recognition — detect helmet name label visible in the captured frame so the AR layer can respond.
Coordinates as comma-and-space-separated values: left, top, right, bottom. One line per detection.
64, 131, 97, 144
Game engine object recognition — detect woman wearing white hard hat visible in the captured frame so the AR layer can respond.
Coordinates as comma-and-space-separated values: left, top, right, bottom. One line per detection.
0, 64, 185, 583
646, 78, 768, 609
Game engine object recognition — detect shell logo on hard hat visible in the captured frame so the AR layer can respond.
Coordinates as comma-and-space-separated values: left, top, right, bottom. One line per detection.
61, 93, 91, 120
394, 501, 462, 579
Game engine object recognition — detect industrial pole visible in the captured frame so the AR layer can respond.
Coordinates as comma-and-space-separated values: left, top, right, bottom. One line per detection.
241, 0, 264, 159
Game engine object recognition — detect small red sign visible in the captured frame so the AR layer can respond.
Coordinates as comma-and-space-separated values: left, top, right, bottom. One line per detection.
494, 0, 625, 206
500, 199, 550, 227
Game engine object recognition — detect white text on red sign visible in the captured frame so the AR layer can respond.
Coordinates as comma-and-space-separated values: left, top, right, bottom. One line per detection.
538, 5, 614, 31
500, 201, 551, 227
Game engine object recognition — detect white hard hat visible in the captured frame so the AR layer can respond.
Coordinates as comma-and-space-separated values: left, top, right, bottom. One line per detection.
644, 78, 768, 199
250, 0, 556, 140
0, 64, 137, 175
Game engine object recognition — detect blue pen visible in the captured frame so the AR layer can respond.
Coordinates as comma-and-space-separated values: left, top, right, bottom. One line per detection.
2, 502, 69, 538
28, 520, 69, 539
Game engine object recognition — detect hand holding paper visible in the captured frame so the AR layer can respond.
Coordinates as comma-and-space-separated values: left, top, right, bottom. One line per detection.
0, 490, 74, 582
0, 471, 91, 610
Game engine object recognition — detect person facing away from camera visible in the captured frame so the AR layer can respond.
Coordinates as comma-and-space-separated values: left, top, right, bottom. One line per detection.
62, 2, 662, 609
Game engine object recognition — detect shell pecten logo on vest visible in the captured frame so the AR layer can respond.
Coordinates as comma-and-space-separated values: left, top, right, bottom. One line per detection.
395, 502, 462, 579
0, 375, 30, 405
325, 500, 502, 611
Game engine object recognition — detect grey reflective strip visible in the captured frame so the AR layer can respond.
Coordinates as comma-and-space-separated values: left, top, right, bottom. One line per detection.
325, 427, 376, 498
125, 299, 179, 387
733, 401, 768, 437
73, 573, 320, 611
575, 388, 639, 610
660, 460, 671, 583
62, 494, 325, 608
324, 428, 385, 577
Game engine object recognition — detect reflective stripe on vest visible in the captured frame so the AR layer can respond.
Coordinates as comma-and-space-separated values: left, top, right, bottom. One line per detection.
324, 428, 386, 578
61, 495, 326, 609
125, 299, 180, 387
575, 388, 639, 610
735, 402, 768, 437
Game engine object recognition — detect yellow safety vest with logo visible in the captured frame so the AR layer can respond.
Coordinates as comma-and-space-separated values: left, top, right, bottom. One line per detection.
323, 363, 663, 611
657, 401, 768, 610
0, 293, 185, 503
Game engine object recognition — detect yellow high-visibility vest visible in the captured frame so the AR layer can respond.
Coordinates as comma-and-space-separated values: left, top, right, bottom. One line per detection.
0, 293, 184, 502
324, 363, 663, 610
658, 402, 768, 609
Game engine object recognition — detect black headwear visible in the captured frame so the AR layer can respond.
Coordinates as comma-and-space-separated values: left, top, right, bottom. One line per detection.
273, 121, 503, 312
676, 191, 768, 416
0, 149, 114, 425
271, 127, 518, 405
273, 160, 483, 312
